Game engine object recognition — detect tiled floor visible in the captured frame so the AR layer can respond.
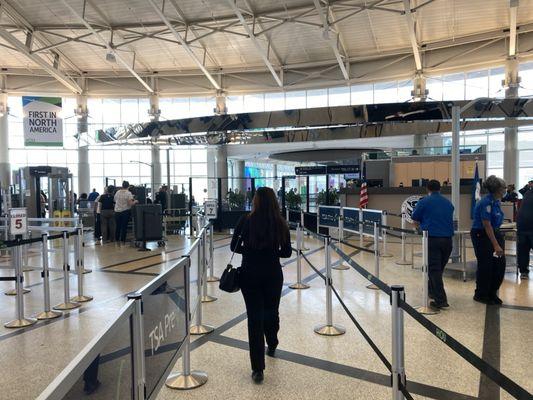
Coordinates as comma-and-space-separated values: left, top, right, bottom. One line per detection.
0, 231, 531, 399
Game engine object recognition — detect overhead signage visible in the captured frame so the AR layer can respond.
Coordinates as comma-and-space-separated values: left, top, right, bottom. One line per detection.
22, 96, 63, 147
295, 166, 327, 176
327, 165, 360, 174
9, 208, 27, 236
295, 165, 360, 175
204, 200, 218, 219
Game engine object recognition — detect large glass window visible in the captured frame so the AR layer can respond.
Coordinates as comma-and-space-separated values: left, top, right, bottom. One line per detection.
351, 83, 373, 105
443, 73, 465, 100
328, 86, 350, 107
374, 81, 398, 103
307, 89, 328, 108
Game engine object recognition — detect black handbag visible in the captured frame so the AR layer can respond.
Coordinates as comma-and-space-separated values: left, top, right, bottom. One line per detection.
219, 236, 242, 293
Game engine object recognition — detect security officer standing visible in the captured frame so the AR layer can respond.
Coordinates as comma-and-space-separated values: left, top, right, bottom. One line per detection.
516, 189, 533, 279
470, 175, 507, 305
412, 180, 454, 309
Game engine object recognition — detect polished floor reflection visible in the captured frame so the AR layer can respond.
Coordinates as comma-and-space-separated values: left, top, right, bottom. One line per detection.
0, 231, 530, 399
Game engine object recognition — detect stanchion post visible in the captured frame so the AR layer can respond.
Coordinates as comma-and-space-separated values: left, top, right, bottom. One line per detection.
314, 235, 346, 336
300, 209, 310, 248
367, 222, 381, 290
4, 237, 37, 328
79, 221, 91, 274
391, 285, 406, 400
207, 225, 219, 282
71, 228, 93, 303
53, 231, 81, 311
201, 227, 217, 302
415, 230, 438, 315
381, 212, 392, 257
129, 293, 146, 398
290, 224, 310, 290
190, 232, 214, 335
166, 256, 208, 390
286, 207, 289, 222
358, 209, 363, 247
461, 232, 467, 282
333, 208, 349, 270
35, 234, 61, 320
396, 213, 412, 266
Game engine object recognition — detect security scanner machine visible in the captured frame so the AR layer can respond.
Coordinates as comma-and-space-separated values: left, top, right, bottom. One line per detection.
14, 166, 73, 219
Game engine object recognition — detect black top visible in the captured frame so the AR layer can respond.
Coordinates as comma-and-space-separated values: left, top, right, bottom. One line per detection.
230, 214, 292, 268
99, 193, 115, 211
517, 191, 533, 233
155, 191, 168, 210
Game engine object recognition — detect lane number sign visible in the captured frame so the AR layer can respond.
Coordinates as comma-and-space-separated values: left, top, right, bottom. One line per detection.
204, 200, 218, 220
9, 208, 27, 236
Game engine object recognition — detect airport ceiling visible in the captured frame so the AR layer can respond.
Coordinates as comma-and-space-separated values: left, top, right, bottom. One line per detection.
0, 0, 532, 96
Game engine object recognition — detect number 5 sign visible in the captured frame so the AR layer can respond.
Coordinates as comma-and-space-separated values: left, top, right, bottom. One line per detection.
9, 208, 28, 236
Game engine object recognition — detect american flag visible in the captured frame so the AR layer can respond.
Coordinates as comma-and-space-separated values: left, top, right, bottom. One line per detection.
359, 181, 368, 208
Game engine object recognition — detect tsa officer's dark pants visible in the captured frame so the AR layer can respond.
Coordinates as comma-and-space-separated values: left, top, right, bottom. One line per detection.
115, 209, 131, 242
428, 237, 453, 304
516, 231, 533, 274
240, 266, 283, 372
471, 229, 506, 299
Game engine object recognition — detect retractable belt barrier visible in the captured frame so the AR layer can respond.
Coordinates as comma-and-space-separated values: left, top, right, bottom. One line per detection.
299, 221, 532, 400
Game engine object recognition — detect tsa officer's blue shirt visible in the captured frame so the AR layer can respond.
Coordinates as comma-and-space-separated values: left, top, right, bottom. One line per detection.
472, 194, 504, 230
411, 192, 454, 237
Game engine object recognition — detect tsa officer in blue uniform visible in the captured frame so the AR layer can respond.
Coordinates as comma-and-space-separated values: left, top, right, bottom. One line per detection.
470, 175, 507, 305
412, 180, 454, 309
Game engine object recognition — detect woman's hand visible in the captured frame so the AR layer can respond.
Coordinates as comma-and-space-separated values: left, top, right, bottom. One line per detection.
493, 244, 504, 257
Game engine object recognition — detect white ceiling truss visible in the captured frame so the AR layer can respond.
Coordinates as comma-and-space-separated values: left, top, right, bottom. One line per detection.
0, 0, 532, 96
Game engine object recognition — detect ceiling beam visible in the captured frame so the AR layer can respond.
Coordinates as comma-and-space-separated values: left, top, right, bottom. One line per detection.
146, 0, 221, 90
313, 0, 350, 80
60, 0, 154, 93
509, 0, 519, 56
224, 0, 283, 87
0, 27, 82, 93
402, 0, 422, 71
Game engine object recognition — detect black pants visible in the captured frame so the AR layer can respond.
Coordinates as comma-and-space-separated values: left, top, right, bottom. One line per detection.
115, 210, 131, 242
428, 237, 453, 304
94, 213, 101, 239
240, 267, 283, 372
517, 232, 533, 274
471, 229, 506, 299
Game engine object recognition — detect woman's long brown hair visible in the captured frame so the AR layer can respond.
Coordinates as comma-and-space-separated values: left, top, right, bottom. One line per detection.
247, 187, 289, 249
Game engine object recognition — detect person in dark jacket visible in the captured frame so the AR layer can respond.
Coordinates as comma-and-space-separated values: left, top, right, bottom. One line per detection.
154, 186, 168, 211
519, 180, 533, 196
230, 187, 292, 384
471, 175, 506, 305
516, 190, 533, 279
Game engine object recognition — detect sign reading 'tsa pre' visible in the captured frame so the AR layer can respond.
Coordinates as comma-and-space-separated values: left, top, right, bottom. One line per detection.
9, 208, 27, 236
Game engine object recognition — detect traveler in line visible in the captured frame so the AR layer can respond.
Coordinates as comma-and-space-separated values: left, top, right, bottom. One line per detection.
155, 185, 168, 211
230, 187, 292, 384
471, 175, 507, 305
87, 188, 99, 202
519, 180, 533, 196
99, 186, 116, 243
516, 189, 533, 280
502, 184, 518, 202
114, 181, 137, 244
411, 179, 454, 309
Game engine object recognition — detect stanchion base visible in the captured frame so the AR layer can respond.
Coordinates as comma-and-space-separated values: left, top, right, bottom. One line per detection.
314, 324, 346, 336
201, 295, 217, 303
190, 324, 214, 335
366, 283, 380, 290
289, 282, 310, 290
4, 318, 37, 328
165, 371, 208, 390
82, 268, 92, 274
395, 260, 413, 266
35, 310, 62, 320
138, 247, 151, 252
415, 306, 439, 315
332, 263, 350, 271
5, 288, 30, 296
380, 253, 393, 258
22, 267, 35, 272
207, 276, 220, 283
53, 301, 81, 311
71, 295, 93, 303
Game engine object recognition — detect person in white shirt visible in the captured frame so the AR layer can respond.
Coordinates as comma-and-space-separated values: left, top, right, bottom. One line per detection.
114, 181, 137, 243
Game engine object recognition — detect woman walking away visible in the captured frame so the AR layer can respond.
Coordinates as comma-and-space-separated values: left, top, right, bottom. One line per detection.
471, 175, 507, 305
230, 187, 292, 384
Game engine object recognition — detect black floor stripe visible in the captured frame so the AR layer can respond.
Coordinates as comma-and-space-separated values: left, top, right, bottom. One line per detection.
500, 304, 533, 312
478, 305, 501, 399
210, 335, 478, 400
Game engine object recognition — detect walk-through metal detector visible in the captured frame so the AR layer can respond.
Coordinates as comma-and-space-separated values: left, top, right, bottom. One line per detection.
15, 166, 73, 219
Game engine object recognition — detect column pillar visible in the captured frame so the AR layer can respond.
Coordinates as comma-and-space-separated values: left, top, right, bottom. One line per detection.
214, 90, 227, 115
272, 164, 279, 192
503, 57, 520, 186
235, 160, 246, 193
77, 93, 90, 195
0, 87, 9, 186
207, 145, 228, 200
149, 93, 162, 198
